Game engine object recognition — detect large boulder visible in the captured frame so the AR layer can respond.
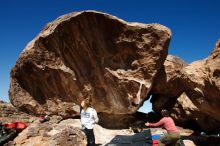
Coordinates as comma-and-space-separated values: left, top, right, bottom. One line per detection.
150, 55, 188, 112
178, 39, 220, 131
151, 39, 220, 131
172, 92, 220, 131
9, 10, 171, 116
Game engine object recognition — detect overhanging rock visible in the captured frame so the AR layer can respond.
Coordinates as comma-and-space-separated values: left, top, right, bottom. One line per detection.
9, 10, 171, 116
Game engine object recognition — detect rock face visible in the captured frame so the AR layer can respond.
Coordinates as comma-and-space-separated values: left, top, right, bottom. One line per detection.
150, 55, 188, 112
172, 92, 220, 131
9, 10, 171, 116
177, 39, 220, 131
152, 40, 220, 131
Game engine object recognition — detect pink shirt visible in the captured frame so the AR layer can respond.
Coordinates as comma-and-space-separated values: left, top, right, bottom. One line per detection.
149, 117, 178, 133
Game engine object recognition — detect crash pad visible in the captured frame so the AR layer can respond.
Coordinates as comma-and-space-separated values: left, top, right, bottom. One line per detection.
107, 129, 152, 146
4, 122, 27, 129
0, 129, 17, 145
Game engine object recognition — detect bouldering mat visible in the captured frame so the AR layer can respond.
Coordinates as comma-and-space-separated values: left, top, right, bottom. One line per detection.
107, 129, 152, 146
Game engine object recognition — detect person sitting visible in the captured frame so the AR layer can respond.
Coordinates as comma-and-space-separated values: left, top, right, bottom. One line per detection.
145, 109, 181, 146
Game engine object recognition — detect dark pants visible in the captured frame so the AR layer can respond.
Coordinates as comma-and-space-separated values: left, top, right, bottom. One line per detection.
83, 128, 95, 146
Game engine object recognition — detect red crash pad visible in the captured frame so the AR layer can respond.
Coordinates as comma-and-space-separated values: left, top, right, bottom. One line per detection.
4, 122, 27, 129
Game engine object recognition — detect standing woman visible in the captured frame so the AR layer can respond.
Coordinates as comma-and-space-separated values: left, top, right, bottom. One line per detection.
80, 98, 99, 146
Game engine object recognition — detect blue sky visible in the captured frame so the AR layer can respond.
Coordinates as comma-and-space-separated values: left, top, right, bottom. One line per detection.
0, 1, 219, 112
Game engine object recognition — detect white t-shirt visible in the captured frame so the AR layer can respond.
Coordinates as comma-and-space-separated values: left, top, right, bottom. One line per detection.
81, 107, 99, 129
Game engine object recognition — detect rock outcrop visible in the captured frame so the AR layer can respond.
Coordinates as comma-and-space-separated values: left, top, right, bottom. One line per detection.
7, 117, 87, 146
177, 39, 220, 131
9, 10, 171, 116
152, 40, 220, 131
150, 55, 188, 112
0, 101, 36, 124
